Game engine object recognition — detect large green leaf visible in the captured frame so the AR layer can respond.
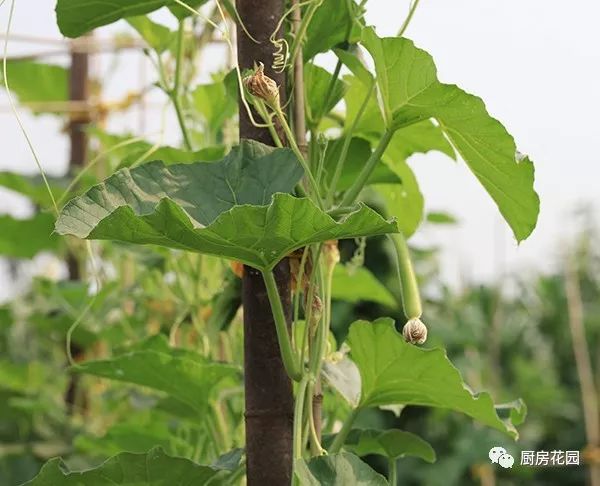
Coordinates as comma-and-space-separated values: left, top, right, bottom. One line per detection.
58, 139, 302, 227
55, 0, 207, 37
0, 61, 67, 106
361, 28, 539, 241
295, 452, 388, 485
58, 193, 397, 271
303, 0, 363, 60
56, 141, 397, 270
56, 0, 169, 37
0, 213, 60, 258
23, 447, 238, 485
347, 318, 525, 438
344, 429, 436, 463
74, 349, 239, 414
332, 265, 397, 308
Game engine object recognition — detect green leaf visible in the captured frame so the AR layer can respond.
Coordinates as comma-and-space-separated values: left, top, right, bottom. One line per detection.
373, 162, 423, 237
192, 82, 237, 133
56, 141, 397, 270
127, 16, 174, 53
361, 28, 539, 241
347, 318, 524, 438
304, 0, 363, 60
0, 213, 60, 258
322, 137, 400, 193
381, 121, 456, 162
59, 193, 397, 271
344, 429, 436, 463
332, 265, 397, 308
370, 122, 455, 236
74, 349, 239, 414
23, 447, 237, 485
58, 139, 302, 226
344, 76, 384, 136
0, 61, 67, 106
56, 0, 173, 38
305, 64, 347, 129
295, 452, 388, 485
335, 48, 373, 86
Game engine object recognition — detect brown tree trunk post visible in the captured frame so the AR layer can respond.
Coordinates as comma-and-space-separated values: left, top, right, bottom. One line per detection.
64, 37, 90, 414
236, 1, 294, 484
66, 36, 90, 281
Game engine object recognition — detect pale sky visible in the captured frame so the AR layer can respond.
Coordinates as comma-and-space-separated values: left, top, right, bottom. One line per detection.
1, 0, 599, 300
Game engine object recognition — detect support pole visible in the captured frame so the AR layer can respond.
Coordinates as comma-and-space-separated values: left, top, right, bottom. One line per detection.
236, 1, 294, 484
64, 37, 90, 414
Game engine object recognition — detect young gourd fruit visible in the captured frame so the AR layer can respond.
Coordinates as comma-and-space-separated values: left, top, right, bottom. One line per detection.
390, 233, 428, 345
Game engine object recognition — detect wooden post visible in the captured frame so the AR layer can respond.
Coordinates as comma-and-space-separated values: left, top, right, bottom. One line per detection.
65, 37, 90, 281
64, 37, 90, 414
236, 1, 294, 484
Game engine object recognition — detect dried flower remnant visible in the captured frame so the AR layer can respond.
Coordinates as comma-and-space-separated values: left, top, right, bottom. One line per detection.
243, 62, 281, 110
402, 317, 428, 345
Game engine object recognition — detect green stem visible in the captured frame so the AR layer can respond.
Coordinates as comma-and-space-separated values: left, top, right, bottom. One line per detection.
307, 380, 325, 455
316, 59, 342, 123
261, 270, 302, 381
339, 129, 394, 207
389, 458, 398, 485
275, 108, 324, 208
293, 374, 311, 458
300, 245, 322, 367
308, 254, 334, 376
388, 232, 422, 319
171, 20, 193, 150
398, 0, 421, 37
255, 101, 283, 147
289, 0, 322, 66
326, 82, 375, 205
329, 407, 360, 453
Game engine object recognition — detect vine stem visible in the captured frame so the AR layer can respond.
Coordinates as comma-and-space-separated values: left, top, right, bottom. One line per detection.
275, 107, 324, 208
262, 269, 302, 381
329, 407, 360, 453
398, 0, 421, 37
171, 20, 193, 150
291, 0, 307, 152
339, 129, 394, 207
389, 232, 422, 319
288, 0, 322, 66
389, 459, 398, 485
293, 374, 311, 458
